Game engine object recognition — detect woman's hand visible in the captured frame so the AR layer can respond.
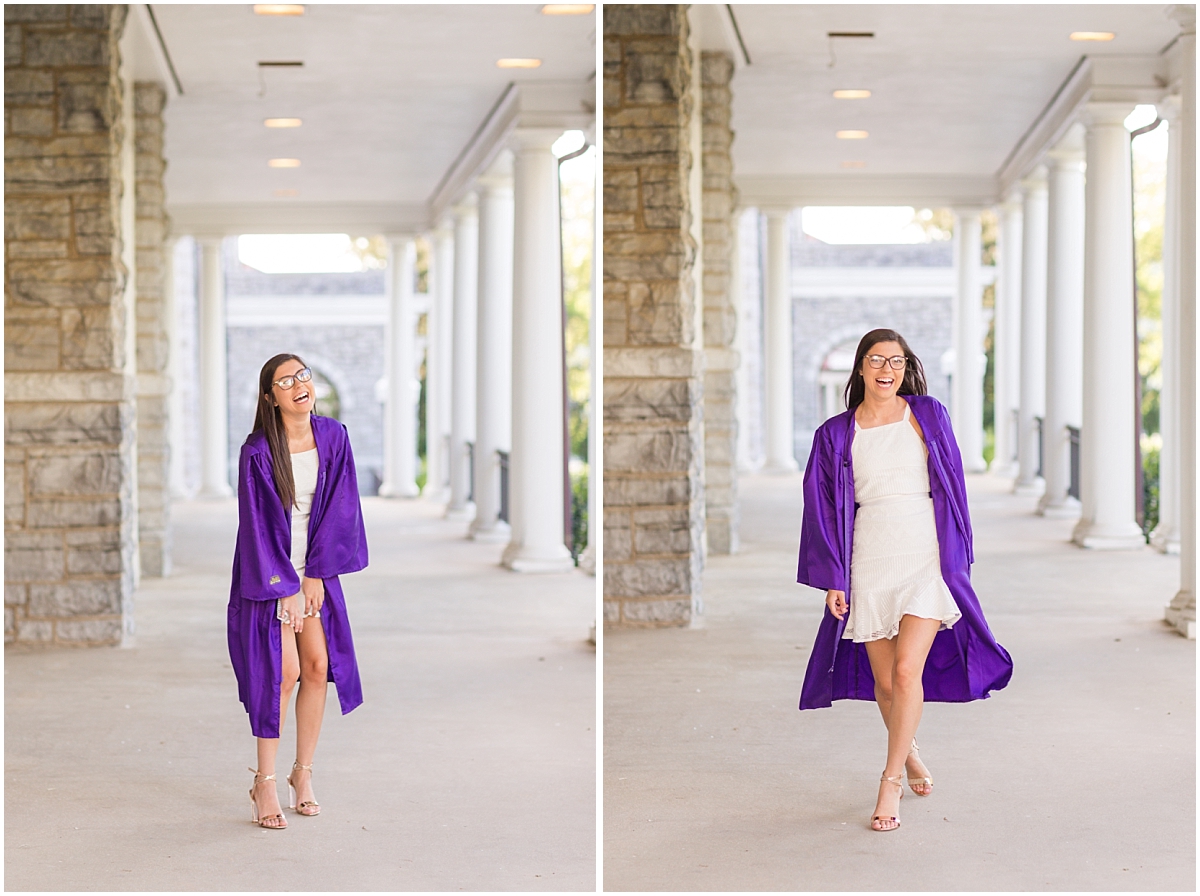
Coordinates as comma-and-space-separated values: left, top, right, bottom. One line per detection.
301, 576, 325, 618
826, 589, 848, 620
279, 592, 303, 633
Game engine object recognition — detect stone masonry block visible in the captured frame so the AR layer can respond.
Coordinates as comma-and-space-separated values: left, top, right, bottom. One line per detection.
65, 528, 122, 575
620, 597, 692, 625
7, 258, 123, 307
603, 598, 621, 624
6, 583, 29, 607
25, 29, 109, 69
28, 451, 122, 496
7, 239, 69, 259
134, 81, 166, 116
6, 462, 26, 524
4, 319, 61, 370
603, 252, 689, 284
5, 133, 113, 159
73, 192, 119, 254
9, 106, 54, 136
604, 557, 693, 598
604, 428, 696, 475
604, 510, 632, 561
604, 212, 636, 233
28, 578, 121, 616
4, 530, 65, 582
55, 617, 122, 644
604, 377, 695, 423
26, 497, 121, 528
603, 474, 694, 509
604, 4, 686, 38
5, 196, 71, 236
6, 5, 68, 23
17, 620, 54, 643
5, 402, 123, 447
62, 305, 119, 369
5, 22, 23, 67
627, 281, 692, 346
642, 205, 686, 230
71, 4, 124, 30
632, 507, 692, 555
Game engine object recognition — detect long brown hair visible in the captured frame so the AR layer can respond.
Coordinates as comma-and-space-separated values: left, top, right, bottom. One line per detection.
843, 328, 928, 410
252, 352, 309, 509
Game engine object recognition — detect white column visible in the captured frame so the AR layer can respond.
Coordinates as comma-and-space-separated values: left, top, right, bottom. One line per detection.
992, 196, 1022, 478
578, 162, 599, 576
1015, 169, 1049, 495
1166, 3, 1196, 637
1039, 145, 1086, 518
447, 197, 478, 521
1071, 102, 1146, 549
165, 236, 189, 499
762, 208, 798, 473
196, 235, 232, 497
501, 128, 575, 573
952, 209, 987, 472
1153, 95, 1182, 552
470, 168, 515, 541
379, 235, 419, 498
732, 209, 754, 472
425, 223, 455, 503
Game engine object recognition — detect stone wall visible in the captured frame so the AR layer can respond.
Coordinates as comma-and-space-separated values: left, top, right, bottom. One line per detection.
700, 51, 738, 555
603, 4, 705, 627
134, 81, 170, 576
4, 4, 135, 645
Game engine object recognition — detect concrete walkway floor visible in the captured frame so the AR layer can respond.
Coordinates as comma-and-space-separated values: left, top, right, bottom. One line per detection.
604, 474, 1194, 892
6, 496, 596, 892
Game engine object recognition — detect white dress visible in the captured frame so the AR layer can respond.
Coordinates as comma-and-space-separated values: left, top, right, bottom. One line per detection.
843, 403, 961, 642
277, 447, 319, 624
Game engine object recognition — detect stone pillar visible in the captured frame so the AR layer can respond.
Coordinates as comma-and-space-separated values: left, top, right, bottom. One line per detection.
1015, 169, 1048, 496
470, 170, 514, 541
701, 51, 739, 554
1071, 102, 1146, 549
500, 128, 575, 573
952, 208, 987, 472
196, 236, 232, 497
1166, 3, 1196, 636
379, 235, 419, 498
1039, 146, 1086, 519
447, 196, 478, 520
762, 208, 798, 473
992, 196, 1022, 478
1153, 95, 1182, 553
4, 4, 136, 645
133, 82, 171, 576
425, 223, 454, 503
603, 4, 705, 625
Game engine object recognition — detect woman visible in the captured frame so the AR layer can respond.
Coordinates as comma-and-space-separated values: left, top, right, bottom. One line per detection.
797, 329, 1012, 832
228, 353, 368, 829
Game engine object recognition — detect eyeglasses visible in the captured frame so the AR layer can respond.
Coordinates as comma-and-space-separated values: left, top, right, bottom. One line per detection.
271, 367, 312, 390
866, 355, 907, 370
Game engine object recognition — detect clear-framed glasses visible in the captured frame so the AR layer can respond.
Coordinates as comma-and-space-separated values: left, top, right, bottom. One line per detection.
272, 367, 313, 390
866, 354, 907, 370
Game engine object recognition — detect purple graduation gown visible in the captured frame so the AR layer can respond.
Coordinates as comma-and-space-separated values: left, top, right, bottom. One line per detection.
797, 394, 1012, 709
227, 414, 368, 738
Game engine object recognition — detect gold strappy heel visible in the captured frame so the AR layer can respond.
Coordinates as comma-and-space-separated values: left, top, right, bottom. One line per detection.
249, 768, 287, 829
287, 761, 320, 816
871, 773, 904, 832
906, 738, 933, 796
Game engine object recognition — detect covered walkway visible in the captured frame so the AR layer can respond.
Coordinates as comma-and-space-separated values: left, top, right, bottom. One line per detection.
5, 496, 595, 892
603, 473, 1193, 891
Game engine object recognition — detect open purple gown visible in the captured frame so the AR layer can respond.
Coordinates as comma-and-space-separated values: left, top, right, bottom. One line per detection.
227, 414, 367, 737
797, 394, 1012, 709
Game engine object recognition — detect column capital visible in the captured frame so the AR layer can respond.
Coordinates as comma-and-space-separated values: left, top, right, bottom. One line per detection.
475, 172, 514, 195
1045, 146, 1086, 170
998, 192, 1023, 214
760, 205, 793, 220
1157, 93, 1184, 122
1020, 165, 1049, 192
383, 232, 418, 246
509, 126, 565, 153
1081, 100, 1138, 129
194, 233, 226, 249
1168, 4, 1196, 34
451, 192, 478, 219
952, 206, 985, 220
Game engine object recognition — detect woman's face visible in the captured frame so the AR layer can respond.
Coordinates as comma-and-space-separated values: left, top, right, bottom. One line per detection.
270, 358, 313, 416
859, 340, 906, 402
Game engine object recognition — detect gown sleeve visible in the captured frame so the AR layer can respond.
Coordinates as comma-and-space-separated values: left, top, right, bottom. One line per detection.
930, 399, 975, 565
303, 421, 369, 580
233, 443, 301, 601
796, 423, 848, 593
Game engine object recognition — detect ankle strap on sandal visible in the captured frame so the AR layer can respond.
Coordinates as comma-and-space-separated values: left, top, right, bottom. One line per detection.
292, 761, 313, 772
249, 767, 276, 782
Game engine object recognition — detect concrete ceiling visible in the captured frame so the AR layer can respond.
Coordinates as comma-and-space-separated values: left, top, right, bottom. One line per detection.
724, 4, 1180, 184
153, 4, 596, 211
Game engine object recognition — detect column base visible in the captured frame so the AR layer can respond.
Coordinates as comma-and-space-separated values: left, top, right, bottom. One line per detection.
761, 458, 799, 475
198, 484, 234, 499
470, 519, 511, 543
1150, 525, 1182, 555
1071, 518, 1147, 550
1013, 476, 1046, 497
445, 501, 476, 522
501, 541, 575, 573
989, 461, 1018, 478
962, 454, 988, 474
1165, 589, 1196, 639
422, 485, 450, 504
1038, 494, 1081, 519
577, 544, 596, 576
378, 480, 420, 498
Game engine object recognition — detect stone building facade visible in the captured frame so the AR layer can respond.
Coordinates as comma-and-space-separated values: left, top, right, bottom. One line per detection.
4, 5, 150, 645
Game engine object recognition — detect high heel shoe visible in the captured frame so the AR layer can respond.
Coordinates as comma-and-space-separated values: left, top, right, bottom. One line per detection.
287, 761, 320, 816
248, 768, 287, 829
906, 738, 933, 796
871, 773, 904, 832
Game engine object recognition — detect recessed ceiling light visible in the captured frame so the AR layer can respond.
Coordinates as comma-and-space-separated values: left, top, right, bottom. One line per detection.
254, 4, 305, 15
841, 161, 867, 169
273, 189, 300, 197
268, 158, 301, 168
833, 89, 871, 99
497, 58, 542, 69
541, 4, 594, 13
1070, 31, 1115, 41
264, 118, 302, 128
836, 130, 869, 140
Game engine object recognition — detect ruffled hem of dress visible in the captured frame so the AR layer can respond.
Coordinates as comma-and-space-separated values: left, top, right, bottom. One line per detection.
842, 575, 961, 643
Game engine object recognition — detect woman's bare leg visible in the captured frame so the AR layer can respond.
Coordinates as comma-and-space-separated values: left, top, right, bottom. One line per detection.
252, 624, 300, 825
291, 616, 329, 809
